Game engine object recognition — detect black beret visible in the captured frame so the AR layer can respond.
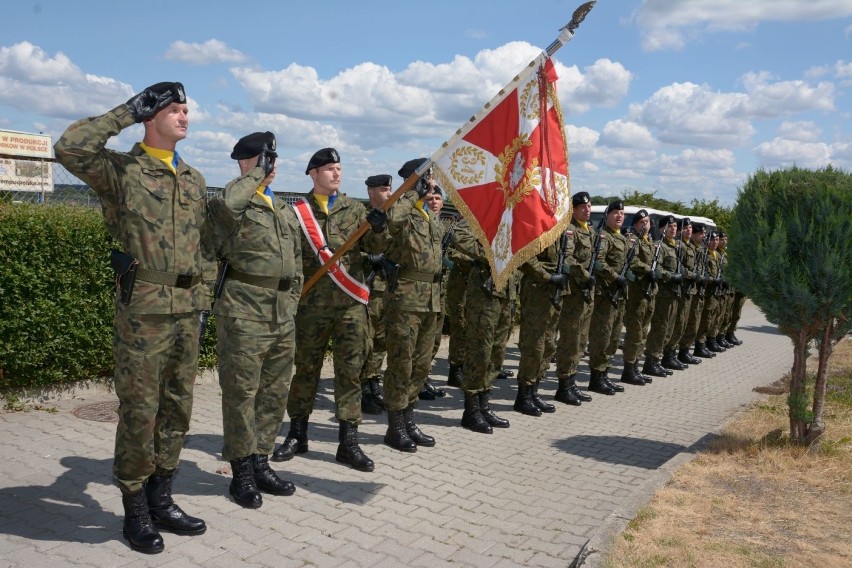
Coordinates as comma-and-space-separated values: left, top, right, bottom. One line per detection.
632, 209, 649, 223
677, 217, 691, 230
146, 81, 187, 105
398, 158, 428, 179
718, 231, 727, 238
692, 222, 705, 233
572, 191, 590, 206
231, 131, 276, 160
365, 174, 392, 188
430, 185, 443, 197
708, 230, 720, 239
305, 147, 340, 175
658, 214, 676, 228
604, 200, 624, 214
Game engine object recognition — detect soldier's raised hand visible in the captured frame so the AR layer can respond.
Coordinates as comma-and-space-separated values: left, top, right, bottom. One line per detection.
126, 81, 185, 123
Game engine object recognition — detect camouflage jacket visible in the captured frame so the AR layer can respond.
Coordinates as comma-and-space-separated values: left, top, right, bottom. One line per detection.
450, 219, 516, 300
383, 190, 443, 312
53, 104, 215, 314
208, 167, 302, 322
627, 234, 656, 298
680, 238, 699, 296
566, 217, 596, 295
296, 191, 384, 308
594, 225, 627, 295
655, 238, 681, 294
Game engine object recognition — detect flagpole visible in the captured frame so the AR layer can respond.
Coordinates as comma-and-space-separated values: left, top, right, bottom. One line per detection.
301, 1, 596, 295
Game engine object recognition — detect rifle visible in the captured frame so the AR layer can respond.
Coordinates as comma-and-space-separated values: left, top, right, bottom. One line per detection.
583, 215, 606, 302
551, 231, 569, 307
644, 236, 663, 299
699, 234, 711, 294
609, 227, 645, 306
714, 259, 724, 297
673, 239, 683, 298
689, 241, 703, 294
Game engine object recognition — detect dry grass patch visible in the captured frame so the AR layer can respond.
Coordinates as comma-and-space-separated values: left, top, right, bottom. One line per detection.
602, 339, 852, 568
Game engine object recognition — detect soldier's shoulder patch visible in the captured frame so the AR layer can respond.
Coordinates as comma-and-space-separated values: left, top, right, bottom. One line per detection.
628, 237, 637, 244
600, 234, 607, 239
565, 230, 574, 238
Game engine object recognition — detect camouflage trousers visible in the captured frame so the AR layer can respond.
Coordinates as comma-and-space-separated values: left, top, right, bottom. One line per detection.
287, 303, 368, 425
622, 281, 655, 364
383, 308, 438, 411
445, 263, 469, 366
112, 306, 199, 494
645, 289, 679, 359
217, 315, 295, 461
667, 291, 692, 351
588, 286, 623, 371
697, 293, 720, 342
726, 292, 747, 333
680, 293, 705, 348
360, 294, 386, 383
462, 282, 513, 394
556, 288, 594, 378
517, 277, 561, 385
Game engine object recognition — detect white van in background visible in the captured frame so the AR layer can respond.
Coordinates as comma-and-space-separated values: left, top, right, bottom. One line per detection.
590, 204, 716, 239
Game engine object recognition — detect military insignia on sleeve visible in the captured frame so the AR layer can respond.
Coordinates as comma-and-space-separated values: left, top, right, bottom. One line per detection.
566, 230, 574, 237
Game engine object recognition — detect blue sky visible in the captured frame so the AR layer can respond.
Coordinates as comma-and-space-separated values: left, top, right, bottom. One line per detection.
2, 0, 850, 204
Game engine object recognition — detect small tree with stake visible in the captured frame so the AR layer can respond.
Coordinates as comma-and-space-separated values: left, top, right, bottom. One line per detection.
728, 166, 851, 446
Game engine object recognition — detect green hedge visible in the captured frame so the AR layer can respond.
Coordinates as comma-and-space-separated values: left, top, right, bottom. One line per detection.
0, 203, 217, 391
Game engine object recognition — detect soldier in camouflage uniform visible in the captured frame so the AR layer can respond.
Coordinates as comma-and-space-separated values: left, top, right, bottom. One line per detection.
714, 232, 738, 349
673, 218, 703, 366
587, 200, 630, 395
718, 233, 745, 346
208, 132, 301, 509
419, 185, 448, 400
617, 209, 657, 385
382, 158, 443, 452
359, 175, 393, 415
449, 219, 514, 432
54, 82, 211, 554
684, 224, 714, 359
643, 215, 684, 376
443, 228, 473, 388
271, 148, 388, 473
552, 192, 598, 404
697, 230, 725, 354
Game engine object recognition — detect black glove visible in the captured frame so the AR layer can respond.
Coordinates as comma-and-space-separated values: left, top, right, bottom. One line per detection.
415, 177, 430, 198
714, 277, 723, 285
648, 270, 658, 282
366, 208, 388, 233
615, 274, 627, 288
585, 273, 596, 288
670, 273, 683, 284
548, 273, 567, 289
126, 81, 184, 123
257, 148, 277, 177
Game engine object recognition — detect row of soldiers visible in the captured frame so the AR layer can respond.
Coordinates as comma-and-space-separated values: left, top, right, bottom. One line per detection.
359, 192, 747, 435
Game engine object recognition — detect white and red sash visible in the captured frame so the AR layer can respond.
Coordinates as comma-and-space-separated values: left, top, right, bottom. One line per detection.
292, 197, 370, 305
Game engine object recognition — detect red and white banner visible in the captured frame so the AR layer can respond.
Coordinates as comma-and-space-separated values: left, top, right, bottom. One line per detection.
431, 54, 572, 291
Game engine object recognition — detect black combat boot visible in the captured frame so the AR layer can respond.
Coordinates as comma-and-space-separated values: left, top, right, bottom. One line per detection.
717, 334, 734, 349
513, 381, 542, 416
602, 368, 625, 392
661, 349, 686, 370
554, 376, 582, 406
384, 409, 417, 452
633, 362, 652, 384
707, 337, 725, 353
272, 417, 309, 461
361, 381, 384, 415
122, 490, 164, 554
497, 368, 514, 380
447, 364, 463, 387
531, 378, 556, 412
419, 378, 446, 400
678, 347, 701, 365
570, 373, 594, 400
145, 471, 206, 535
478, 390, 509, 427
725, 332, 743, 346
335, 421, 375, 472
694, 341, 715, 358
229, 456, 262, 509
251, 454, 296, 495
620, 363, 646, 385
642, 355, 668, 377
370, 376, 386, 408
403, 404, 436, 447
589, 369, 616, 395
461, 393, 493, 434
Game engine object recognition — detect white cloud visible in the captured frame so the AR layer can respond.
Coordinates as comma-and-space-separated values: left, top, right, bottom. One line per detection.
166, 39, 248, 65
0, 42, 132, 118
739, 71, 834, 116
600, 119, 656, 149
557, 58, 633, 114
635, 0, 852, 51
776, 121, 821, 142
753, 138, 833, 169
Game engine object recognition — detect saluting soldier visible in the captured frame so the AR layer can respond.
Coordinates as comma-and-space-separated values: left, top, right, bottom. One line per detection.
552, 192, 598, 405
54, 81, 212, 554
209, 132, 301, 509
587, 200, 630, 394
272, 148, 388, 472
382, 158, 443, 452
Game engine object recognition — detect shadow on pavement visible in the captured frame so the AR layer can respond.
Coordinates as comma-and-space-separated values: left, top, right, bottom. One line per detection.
552, 435, 687, 469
